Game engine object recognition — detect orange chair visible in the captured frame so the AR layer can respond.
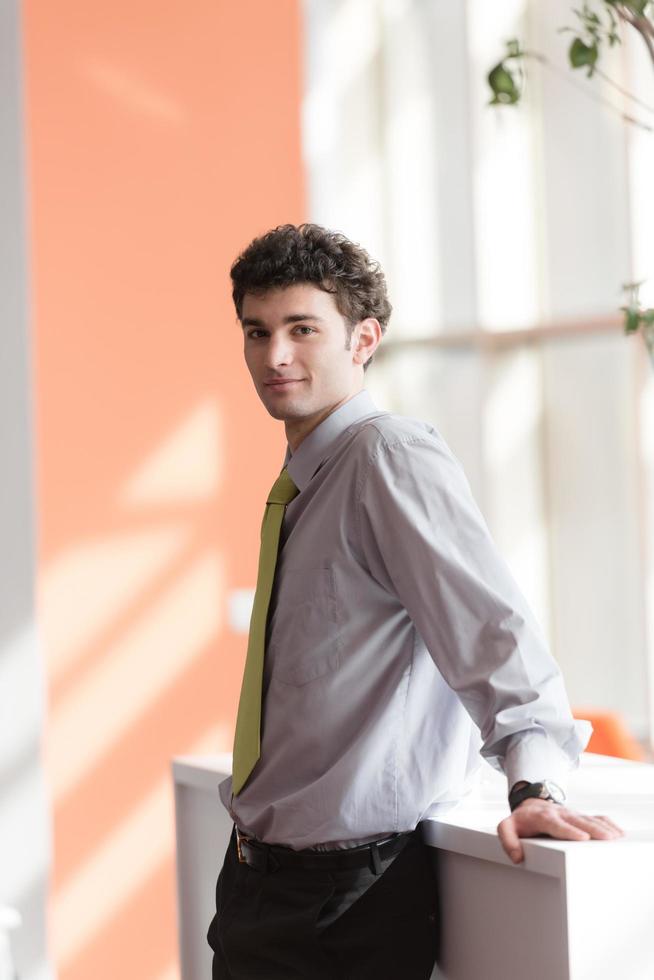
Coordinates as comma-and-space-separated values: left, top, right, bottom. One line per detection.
572, 708, 646, 761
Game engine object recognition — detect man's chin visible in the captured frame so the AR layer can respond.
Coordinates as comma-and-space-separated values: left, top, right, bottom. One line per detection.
259, 395, 307, 421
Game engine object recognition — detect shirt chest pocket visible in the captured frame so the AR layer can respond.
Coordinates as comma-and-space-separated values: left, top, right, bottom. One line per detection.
267, 567, 341, 686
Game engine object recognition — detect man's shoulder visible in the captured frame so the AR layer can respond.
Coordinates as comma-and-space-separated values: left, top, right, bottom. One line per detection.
339, 408, 469, 503
348, 410, 444, 458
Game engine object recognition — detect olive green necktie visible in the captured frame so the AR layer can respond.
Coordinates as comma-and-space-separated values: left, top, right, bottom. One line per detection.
232, 467, 299, 795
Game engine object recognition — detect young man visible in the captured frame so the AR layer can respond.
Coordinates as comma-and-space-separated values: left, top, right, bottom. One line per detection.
207, 223, 623, 979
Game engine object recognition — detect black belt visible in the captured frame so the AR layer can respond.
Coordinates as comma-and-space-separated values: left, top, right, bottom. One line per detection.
235, 825, 416, 875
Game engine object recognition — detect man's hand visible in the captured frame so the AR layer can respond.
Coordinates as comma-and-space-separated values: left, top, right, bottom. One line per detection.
497, 798, 624, 864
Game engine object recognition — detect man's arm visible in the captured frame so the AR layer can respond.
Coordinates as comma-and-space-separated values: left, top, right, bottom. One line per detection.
356, 433, 624, 858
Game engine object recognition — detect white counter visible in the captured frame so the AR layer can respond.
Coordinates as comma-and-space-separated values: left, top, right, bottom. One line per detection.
172, 752, 654, 980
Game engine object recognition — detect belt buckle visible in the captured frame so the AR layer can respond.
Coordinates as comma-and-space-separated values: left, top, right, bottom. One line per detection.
236, 828, 251, 864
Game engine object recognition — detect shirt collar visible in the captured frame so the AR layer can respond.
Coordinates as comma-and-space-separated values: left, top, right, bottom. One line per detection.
284, 389, 379, 492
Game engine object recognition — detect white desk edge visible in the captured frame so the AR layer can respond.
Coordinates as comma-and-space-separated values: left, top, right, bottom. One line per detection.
171, 751, 654, 883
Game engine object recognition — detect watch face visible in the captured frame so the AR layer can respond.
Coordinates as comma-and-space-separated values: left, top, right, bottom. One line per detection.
541, 780, 565, 804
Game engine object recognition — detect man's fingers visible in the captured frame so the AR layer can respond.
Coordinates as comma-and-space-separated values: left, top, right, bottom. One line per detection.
541, 816, 591, 841
497, 816, 524, 864
510, 803, 590, 841
591, 814, 625, 836
561, 811, 623, 839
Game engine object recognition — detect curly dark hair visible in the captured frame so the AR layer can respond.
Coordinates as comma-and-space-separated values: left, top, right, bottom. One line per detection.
230, 223, 391, 370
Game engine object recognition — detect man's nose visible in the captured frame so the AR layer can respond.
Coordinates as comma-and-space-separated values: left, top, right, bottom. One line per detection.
266, 334, 293, 368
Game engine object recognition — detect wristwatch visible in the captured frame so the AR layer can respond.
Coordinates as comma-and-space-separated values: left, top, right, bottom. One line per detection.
508, 779, 566, 813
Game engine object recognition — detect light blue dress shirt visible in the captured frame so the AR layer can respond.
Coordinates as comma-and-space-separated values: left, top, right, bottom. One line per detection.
219, 389, 591, 849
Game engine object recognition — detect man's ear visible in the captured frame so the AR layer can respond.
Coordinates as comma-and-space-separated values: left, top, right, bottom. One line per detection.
352, 318, 382, 366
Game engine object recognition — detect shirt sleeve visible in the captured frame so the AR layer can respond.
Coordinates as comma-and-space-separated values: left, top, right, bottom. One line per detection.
356, 432, 592, 794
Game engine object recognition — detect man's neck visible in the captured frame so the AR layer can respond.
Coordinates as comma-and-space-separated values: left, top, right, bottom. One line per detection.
285, 389, 363, 453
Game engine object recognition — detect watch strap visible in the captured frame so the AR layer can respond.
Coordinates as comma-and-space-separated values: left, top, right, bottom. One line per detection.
508, 779, 565, 813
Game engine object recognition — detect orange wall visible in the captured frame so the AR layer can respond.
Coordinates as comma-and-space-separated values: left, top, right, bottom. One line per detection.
22, 1, 305, 976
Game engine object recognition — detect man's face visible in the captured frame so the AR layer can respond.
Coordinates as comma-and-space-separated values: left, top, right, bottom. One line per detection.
241, 283, 370, 435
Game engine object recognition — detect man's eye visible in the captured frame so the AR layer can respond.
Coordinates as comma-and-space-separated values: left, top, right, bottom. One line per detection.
295, 326, 315, 335
247, 330, 266, 339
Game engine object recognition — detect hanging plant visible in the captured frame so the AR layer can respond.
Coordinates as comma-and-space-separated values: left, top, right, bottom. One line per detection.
488, 2, 654, 120
487, 2, 654, 364
622, 281, 654, 366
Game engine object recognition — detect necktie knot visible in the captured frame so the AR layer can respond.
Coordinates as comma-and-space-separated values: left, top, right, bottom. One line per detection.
267, 467, 299, 506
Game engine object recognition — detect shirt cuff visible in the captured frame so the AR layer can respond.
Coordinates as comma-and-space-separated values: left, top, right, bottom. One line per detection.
504, 719, 593, 797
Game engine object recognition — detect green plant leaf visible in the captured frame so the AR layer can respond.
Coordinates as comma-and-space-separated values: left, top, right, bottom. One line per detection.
506, 38, 522, 58
569, 37, 599, 75
621, 307, 642, 333
488, 63, 520, 105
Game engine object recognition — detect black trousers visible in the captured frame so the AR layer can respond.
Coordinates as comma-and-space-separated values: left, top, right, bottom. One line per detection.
207, 826, 440, 979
